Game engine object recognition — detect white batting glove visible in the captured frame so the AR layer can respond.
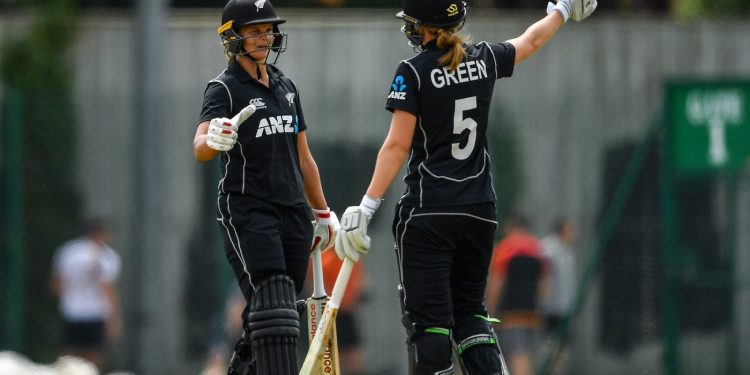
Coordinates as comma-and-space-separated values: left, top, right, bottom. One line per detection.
546, 0, 573, 22
547, 0, 597, 22
207, 117, 239, 152
334, 195, 382, 262
311, 208, 340, 253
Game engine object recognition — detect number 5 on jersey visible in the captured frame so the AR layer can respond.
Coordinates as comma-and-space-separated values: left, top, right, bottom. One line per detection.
452, 96, 477, 160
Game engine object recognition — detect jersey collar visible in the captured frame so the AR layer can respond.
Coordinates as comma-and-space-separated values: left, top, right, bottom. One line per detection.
229, 58, 279, 84
423, 40, 439, 50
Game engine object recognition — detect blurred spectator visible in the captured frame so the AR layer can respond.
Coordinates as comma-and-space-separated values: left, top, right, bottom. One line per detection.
320, 249, 366, 375
200, 287, 245, 375
540, 217, 577, 335
50, 219, 121, 369
539, 217, 577, 374
486, 214, 547, 375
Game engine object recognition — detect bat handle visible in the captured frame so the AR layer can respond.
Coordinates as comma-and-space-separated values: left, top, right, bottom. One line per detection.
327, 258, 354, 310
230, 104, 256, 126
311, 249, 326, 299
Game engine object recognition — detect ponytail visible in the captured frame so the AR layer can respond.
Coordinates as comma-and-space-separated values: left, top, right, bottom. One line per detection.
428, 26, 471, 72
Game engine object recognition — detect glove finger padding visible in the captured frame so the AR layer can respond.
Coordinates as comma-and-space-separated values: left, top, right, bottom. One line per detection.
346, 224, 370, 253
207, 117, 239, 151
207, 139, 232, 151
311, 211, 340, 253
334, 229, 359, 262
571, 0, 597, 22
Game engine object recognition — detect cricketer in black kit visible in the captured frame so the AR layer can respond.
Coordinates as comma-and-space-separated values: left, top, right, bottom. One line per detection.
334, 0, 596, 374
193, 1, 339, 374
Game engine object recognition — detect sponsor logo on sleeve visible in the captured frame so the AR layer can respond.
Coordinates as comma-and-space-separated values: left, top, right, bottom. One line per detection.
388, 75, 407, 100
285, 92, 296, 107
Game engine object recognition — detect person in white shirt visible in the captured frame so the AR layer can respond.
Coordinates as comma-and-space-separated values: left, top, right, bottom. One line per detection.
50, 219, 121, 368
539, 217, 577, 373
540, 217, 577, 333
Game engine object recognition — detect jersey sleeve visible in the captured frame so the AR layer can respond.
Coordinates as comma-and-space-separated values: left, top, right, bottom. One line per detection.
198, 81, 231, 125
385, 62, 419, 116
288, 78, 308, 133
489, 42, 516, 79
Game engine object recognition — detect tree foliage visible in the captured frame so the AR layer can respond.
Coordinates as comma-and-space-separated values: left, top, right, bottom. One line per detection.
0, 0, 80, 362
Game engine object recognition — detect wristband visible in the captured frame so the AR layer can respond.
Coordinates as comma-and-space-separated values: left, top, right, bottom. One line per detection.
312, 207, 331, 220
359, 195, 382, 218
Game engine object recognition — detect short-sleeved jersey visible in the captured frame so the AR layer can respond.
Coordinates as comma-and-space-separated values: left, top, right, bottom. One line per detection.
53, 237, 121, 321
199, 60, 307, 206
385, 40, 515, 208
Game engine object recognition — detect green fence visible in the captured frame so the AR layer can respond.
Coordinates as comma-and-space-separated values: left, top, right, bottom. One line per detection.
539, 80, 750, 375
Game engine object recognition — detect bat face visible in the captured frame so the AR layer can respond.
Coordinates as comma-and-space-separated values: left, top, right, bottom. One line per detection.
306, 296, 337, 374
306, 296, 327, 341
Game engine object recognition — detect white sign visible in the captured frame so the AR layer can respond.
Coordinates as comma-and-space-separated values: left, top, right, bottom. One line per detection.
686, 90, 744, 166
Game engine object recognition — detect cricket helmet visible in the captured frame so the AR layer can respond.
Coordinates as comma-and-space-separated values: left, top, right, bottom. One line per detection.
218, 0, 287, 58
396, 0, 467, 49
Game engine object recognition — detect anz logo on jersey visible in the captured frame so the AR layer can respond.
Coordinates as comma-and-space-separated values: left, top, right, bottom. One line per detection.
388, 75, 407, 100
255, 115, 298, 138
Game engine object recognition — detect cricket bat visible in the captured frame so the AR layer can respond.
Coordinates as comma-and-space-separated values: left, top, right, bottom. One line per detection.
300, 257, 355, 375
305, 249, 340, 375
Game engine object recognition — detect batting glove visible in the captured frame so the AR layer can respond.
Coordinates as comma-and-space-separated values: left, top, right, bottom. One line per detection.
311, 208, 340, 253
546, 0, 573, 22
334, 195, 382, 262
547, 0, 597, 23
207, 117, 239, 152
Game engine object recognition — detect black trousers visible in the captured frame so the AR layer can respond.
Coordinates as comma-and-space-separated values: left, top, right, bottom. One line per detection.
392, 203, 497, 330
217, 194, 312, 299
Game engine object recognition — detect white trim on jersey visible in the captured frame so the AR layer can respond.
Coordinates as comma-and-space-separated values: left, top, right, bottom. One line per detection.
209, 76, 234, 114
394, 205, 416, 308
217, 194, 255, 291
218, 151, 230, 194
487, 149, 498, 200
238, 142, 247, 195
418, 151, 488, 182
410, 212, 498, 225
403, 60, 421, 92
479, 41, 499, 79
417, 117, 429, 206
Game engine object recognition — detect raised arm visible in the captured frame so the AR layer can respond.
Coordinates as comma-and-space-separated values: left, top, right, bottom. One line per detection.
506, 11, 564, 65
506, 0, 597, 65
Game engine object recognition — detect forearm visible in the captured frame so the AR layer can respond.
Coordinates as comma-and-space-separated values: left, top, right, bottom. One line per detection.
194, 122, 220, 162
193, 135, 220, 162
365, 142, 409, 200
508, 12, 564, 64
528, 13, 563, 52
300, 156, 328, 210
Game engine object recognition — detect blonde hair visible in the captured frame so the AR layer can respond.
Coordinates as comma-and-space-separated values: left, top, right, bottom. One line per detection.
424, 25, 471, 72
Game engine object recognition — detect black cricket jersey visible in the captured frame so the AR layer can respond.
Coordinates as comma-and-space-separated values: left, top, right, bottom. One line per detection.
385, 40, 515, 208
199, 60, 307, 206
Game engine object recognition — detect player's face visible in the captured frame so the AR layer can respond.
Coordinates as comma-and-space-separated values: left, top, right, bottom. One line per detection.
239, 23, 275, 60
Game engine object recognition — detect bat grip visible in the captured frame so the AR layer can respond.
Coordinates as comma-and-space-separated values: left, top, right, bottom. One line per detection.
230, 104, 256, 126
311, 249, 326, 298
327, 258, 354, 310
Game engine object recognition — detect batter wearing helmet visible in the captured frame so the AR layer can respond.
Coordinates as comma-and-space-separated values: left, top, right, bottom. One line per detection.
192, 1, 339, 374
334, 0, 596, 374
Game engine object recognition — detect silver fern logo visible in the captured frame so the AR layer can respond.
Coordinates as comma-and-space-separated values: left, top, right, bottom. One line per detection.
285, 93, 295, 107
254, 0, 266, 11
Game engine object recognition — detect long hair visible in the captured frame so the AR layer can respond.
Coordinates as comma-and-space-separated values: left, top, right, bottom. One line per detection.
424, 25, 471, 72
